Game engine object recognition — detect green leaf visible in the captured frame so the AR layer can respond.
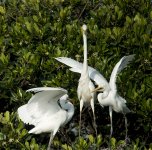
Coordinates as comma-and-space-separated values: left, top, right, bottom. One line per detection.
62, 144, 72, 150
25, 21, 32, 33
114, 6, 119, 13
21, 129, 27, 138
118, 11, 123, 19
134, 14, 141, 24
0, 132, 4, 141
33, 15, 38, 22
110, 137, 116, 149
113, 27, 120, 36
0, 6, 5, 14
97, 134, 102, 146
34, 23, 41, 34
4, 111, 10, 122
88, 134, 94, 143
126, 16, 132, 24
25, 141, 30, 149
150, 11, 152, 19
0, 53, 9, 64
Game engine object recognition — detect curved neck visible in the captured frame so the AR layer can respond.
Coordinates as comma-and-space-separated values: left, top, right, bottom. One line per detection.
66, 102, 74, 122
61, 102, 74, 124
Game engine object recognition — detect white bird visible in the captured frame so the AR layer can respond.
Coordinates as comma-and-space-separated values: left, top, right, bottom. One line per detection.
55, 55, 135, 140
17, 87, 74, 150
97, 55, 134, 141
77, 24, 97, 136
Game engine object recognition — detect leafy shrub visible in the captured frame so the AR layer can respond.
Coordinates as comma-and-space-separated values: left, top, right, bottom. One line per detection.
0, 0, 152, 149
0, 111, 46, 149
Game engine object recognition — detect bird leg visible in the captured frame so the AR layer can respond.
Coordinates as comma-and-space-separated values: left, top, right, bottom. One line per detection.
90, 98, 97, 137
124, 114, 130, 144
79, 99, 84, 138
109, 106, 113, 150
109, 106, 113, 138
47, 132, 54, 150
91, 86, 104, 93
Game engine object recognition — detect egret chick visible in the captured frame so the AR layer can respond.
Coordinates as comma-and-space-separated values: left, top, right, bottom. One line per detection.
18, 87, 74, 150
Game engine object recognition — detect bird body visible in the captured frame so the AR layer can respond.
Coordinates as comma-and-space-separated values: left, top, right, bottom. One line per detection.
78, 78, 95, 105
28, 109, 68, 134
98, 90, 130, 113
76, 24, 97, 136
18, 87, 74, 150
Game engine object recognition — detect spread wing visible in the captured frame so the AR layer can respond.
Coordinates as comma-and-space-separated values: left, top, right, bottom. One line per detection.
109, 54, 135, 91
55, 57, 110, 91
18, 87, 67, 126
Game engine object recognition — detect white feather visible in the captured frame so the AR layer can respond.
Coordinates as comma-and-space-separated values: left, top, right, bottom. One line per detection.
18, 104, 34, 125
17, 86, 74, 150
55, 57, 110, 91
109, 54, 135, 91
18, 87, 68, 126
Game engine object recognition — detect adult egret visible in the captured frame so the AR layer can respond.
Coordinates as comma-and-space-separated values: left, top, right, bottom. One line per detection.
55, 55, 135, 140
96, 55, 134, 141
18, 87, 74, 150
77, 24, 97, 136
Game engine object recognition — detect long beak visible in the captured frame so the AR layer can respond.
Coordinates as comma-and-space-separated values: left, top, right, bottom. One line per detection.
91, 86, 104, 93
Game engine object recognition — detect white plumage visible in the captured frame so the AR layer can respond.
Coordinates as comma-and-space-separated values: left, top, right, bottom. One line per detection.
55, 54, 135, 140
55, 57, 110, 98
98, 55, 134, 142
98, 55, 135, 112
77, 24, 97, 136
18, 87, 74, 150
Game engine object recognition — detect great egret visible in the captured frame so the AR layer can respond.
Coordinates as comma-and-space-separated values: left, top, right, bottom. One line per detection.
77, 24, 97, 136
55, 55, 135, 140
17, 87, 74, 150
96, 55, 134, 141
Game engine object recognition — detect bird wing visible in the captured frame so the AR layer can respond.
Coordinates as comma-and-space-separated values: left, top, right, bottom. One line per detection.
18, 87, 67, 125
55, 57, 110, 90
109, 54, 135, 91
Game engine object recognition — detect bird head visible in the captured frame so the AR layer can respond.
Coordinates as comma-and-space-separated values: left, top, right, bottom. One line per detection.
81, 24, 87, 35
59, 94, 74, 113
59, 94, 73, 106
60, 94, 69, 103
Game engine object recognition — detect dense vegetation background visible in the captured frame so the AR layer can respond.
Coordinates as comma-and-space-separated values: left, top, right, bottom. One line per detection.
0, 0, 152, 149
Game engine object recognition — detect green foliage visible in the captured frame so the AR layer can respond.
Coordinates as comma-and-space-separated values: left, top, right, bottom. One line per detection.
0, 0, 152, 149
0, 111, 46, 149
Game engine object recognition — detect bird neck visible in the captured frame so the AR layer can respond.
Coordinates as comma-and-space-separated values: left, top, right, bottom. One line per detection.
81, 32, 89, 76
63, 102, 74, 124
97, 93, 109, 106
67, 102, 74, 121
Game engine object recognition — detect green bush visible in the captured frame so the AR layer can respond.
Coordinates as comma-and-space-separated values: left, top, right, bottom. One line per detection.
0, 111, 46, 149
0, 0, 151, 149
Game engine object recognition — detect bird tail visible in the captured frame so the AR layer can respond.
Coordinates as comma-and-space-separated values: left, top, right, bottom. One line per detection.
120, 97, 131, 114
117, 95, 131, 114
123, 105, 131, 114
29, 127, 41, 134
